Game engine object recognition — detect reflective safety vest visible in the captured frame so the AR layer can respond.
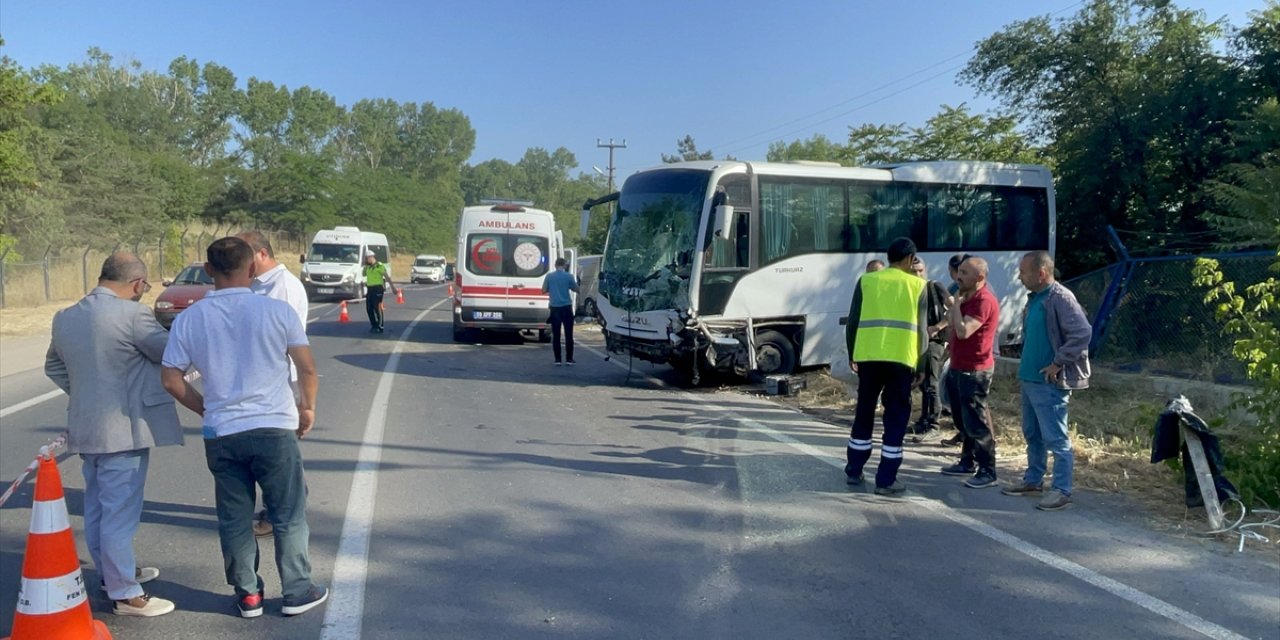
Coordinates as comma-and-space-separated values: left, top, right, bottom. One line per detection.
853, 268, 926, 368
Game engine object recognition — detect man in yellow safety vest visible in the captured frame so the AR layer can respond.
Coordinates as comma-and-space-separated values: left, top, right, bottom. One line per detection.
844, 237, 929, 495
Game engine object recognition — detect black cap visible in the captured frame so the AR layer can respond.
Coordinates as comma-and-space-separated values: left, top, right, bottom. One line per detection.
949, 253, 971, 270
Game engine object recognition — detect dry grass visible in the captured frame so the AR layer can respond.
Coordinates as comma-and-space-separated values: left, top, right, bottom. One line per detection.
779, 370, 1280, 556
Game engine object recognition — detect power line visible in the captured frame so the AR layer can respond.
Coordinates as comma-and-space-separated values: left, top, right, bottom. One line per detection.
708, 0, 1088, 158
719, 62, 968, 157
707, 49, 975, 153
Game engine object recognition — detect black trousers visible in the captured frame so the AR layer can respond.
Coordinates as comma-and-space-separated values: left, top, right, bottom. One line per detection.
549, 305, 574, 362
915, 341, 946, 429
365, 285, 385, 329
846, 361, 914, 488
945, 368, 997, 472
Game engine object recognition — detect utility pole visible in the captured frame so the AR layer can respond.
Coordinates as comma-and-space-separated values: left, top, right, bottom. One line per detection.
596, 138, 627, 192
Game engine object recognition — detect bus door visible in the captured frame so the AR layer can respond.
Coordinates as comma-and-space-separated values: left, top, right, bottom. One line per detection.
699, 175, 752, 316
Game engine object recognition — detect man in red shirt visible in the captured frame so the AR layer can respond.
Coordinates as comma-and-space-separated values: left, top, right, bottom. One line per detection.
939, 256, 1001, 488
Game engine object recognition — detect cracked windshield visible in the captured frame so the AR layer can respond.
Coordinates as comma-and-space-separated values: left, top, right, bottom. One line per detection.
602, 169, 709, 312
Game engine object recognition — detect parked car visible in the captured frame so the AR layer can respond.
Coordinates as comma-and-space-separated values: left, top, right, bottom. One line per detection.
575, 255, 601, 318
154, 262, 214, 329
410, 254, 447, 283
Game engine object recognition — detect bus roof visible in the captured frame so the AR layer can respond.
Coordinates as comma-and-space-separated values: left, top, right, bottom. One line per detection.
630, 160, 1052, 188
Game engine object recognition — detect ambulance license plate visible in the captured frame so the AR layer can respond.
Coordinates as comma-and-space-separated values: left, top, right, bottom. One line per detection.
475, 311, 503, 320
317, 288, 335, 294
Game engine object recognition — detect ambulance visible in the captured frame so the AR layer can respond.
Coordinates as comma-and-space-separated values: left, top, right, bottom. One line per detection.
452, 201, 574, 342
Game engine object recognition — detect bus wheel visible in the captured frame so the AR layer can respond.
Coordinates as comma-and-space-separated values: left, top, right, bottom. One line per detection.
754, 330, 797, 375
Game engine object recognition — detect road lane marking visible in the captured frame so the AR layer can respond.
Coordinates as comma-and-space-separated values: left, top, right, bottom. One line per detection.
0, 305, 335, 419
582, 344, 1249, 640
321, 297, 446, 640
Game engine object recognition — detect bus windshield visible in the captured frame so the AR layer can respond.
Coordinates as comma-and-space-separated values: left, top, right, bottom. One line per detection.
602, 169, 709, 312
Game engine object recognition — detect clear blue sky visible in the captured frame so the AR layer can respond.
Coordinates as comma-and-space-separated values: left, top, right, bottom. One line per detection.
1, 0, 1263, 181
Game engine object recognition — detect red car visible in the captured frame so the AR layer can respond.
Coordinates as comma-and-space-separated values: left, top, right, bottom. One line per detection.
154, 262, 214, 329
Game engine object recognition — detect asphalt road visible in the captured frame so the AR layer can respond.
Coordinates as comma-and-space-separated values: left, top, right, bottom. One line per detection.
1, 284, 1277, 639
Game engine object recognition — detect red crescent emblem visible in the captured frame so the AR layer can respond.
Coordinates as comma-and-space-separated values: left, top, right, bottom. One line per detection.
472, 238, 501, 271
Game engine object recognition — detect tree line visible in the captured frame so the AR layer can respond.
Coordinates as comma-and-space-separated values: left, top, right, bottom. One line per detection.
670, 1, 1279, 275
2, 1, 1277, 274
0, 45, 607, 261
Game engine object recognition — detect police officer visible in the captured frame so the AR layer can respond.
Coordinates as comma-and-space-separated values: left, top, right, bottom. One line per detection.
362, 251, 397, 333
844, 237, 929, 495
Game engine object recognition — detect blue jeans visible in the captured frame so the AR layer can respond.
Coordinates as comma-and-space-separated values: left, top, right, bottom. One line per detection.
204, 428, 314, 600
81, 449, 149, 600
1020, 381, 1073, 495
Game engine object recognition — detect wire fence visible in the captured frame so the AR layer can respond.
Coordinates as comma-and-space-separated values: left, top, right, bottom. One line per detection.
0, 230, 309, 309
1065, 251, 1277, 385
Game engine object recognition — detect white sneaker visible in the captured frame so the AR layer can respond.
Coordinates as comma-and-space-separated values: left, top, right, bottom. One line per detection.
136, 567, 160, 584
114, 593, 176, 617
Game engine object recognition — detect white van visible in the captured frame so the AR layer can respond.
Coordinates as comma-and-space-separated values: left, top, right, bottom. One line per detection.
410, 254, 447, 283
301, 226, 391, 300
452, 202, 567, 341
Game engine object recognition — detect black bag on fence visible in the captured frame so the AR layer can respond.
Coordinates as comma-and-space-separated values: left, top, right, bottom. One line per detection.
1150, 398, 1240, 507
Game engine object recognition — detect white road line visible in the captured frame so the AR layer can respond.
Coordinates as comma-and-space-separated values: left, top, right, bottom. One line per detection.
0, 304, 335, 420
321, 298, 446, 640
0, 390, 63, 420
582, 344, 1249, 640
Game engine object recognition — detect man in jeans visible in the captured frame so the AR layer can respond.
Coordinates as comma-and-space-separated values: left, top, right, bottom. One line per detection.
238, 230, 309, 539
161, 237, 328, 618
542, 257, 579, 365
1003, 250, 1092, 511
937, 256, 1000, 488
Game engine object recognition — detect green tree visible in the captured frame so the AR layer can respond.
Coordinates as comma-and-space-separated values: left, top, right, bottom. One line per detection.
661, 135, 715, 163
961, 0, 1254, 274
0, 42, 62, 243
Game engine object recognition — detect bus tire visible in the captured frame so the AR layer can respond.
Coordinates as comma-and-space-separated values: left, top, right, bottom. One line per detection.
754, 330, 797, 376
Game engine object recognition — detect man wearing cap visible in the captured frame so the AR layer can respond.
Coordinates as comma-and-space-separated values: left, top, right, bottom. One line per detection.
844, 237, 929, 495
361, 250, 398, 333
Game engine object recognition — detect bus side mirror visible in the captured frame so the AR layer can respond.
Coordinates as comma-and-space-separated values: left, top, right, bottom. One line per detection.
580, 209, 590, 239
713, 205, 734, 238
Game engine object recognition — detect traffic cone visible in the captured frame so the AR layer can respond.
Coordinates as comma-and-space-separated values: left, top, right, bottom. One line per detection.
338, 300, 350, 323
3, 455, 112, 640
447, 283, 454, 297
395, 288, 405, 305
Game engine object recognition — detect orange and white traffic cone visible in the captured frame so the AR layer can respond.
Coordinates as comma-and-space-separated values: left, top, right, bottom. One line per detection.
3, 454, 112, 640
395, 288, 405, 305
338, 300, 350, 323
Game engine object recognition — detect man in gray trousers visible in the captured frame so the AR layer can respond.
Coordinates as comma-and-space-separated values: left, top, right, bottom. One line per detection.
45, 253, 183, 617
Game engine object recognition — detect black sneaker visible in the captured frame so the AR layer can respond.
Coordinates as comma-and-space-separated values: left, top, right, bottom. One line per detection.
874, 482, 906, 496
282, 585, 329, 617
845, 474, 865, 486
940, 462, 976, 476
565, 360, 576, 366
237, 590, 264, 619
964, 469, 999, 489
941, 433, 964, 446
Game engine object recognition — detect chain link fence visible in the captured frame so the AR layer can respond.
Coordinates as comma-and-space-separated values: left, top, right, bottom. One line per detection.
0, 230, 308, 309
1065, 252, 1277, 385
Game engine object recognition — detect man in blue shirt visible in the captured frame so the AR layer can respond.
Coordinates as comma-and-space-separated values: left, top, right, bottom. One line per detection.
542, 258, 579, 365
1003, 250, 1093, 512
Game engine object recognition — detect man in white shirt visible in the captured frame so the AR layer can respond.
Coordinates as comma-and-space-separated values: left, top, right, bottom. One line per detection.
161, 237, 328, 619
237, 230, 308, 538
